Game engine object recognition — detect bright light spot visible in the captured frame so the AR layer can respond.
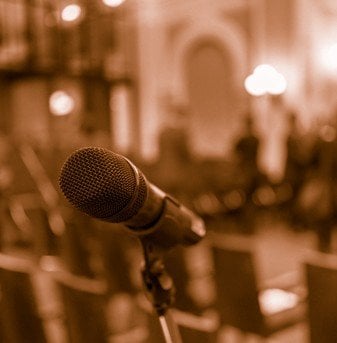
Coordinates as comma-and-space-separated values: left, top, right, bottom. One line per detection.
254, 66, 287, 95
61, 4, 82, 22
244, 74, 266, 96
328, 44, 337, 64
253, 64, 277, 76
322, 43, 337, 71
268, 73, 287, 95
49, 91, 75, 116
245, 64, 287, 96
259, 288, 299, 315
102, 0, 125, 7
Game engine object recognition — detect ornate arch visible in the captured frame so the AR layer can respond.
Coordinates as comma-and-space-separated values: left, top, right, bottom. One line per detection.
170, 17, 247, 104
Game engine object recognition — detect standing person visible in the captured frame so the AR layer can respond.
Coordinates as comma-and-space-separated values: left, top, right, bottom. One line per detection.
233, 114, 263, 232
235, 114, 261, 200
155, 104, 197, 199
283, 112, 308, 222
298, 122, 337, 252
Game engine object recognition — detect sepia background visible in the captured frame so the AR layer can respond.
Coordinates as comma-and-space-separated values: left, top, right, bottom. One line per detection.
0, 0, 337, 342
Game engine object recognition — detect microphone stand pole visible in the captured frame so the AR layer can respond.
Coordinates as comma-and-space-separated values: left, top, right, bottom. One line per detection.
141, 240, 183, 343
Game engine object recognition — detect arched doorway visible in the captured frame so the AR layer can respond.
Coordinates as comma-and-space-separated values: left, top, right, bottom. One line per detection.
186, 40, 241, 157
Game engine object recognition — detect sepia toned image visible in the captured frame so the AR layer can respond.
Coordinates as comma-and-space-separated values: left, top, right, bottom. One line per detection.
0, 0, 337, 342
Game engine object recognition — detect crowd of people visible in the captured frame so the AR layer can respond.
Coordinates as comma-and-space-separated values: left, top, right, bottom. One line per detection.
149, 105, 337, 254
1, 101, 337, 261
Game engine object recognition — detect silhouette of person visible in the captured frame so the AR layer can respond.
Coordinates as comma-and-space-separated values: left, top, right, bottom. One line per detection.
301, 122, 337, 252
234, 114, 261, 203
233, 114, 263, 232
155, 104, 196, 198
283, 112, 308, 221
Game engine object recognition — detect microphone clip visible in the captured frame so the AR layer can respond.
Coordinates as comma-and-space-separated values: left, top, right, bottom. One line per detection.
140, 239, 175, 316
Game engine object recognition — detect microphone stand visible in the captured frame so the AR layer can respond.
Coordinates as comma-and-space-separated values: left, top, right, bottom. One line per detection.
141, 240, 183, 343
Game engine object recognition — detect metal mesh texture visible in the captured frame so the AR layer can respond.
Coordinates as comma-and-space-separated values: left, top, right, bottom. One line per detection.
59, 147, 148, 222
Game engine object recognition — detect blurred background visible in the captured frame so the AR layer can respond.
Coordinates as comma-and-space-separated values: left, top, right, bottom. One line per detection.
0, 0, 337, 342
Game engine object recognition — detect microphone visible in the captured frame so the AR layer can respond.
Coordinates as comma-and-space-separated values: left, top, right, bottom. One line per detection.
59, 147, 205, 250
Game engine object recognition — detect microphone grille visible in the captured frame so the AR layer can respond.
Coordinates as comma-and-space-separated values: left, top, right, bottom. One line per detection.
59, 147, 148, 222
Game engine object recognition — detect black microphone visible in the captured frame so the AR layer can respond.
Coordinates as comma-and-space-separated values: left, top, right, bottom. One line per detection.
59, 147, 205, 250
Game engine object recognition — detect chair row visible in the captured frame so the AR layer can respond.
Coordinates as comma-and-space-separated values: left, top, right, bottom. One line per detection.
0, 232, 336, 342
207, 232, 337, 343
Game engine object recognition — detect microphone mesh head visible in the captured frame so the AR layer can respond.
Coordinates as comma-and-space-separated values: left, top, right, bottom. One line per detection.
59, 147, 148, 222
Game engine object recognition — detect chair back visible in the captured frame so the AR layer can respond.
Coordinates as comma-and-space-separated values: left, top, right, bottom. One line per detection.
164, 245, 200, 312
306, 252, 337, 343
210, 234, 264, 334
0, 254, 47, 343
54, 271, 110, 343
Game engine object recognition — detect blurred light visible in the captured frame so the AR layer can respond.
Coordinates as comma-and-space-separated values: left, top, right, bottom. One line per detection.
193, 193, 222, 215
245, 64, 287, 96
253, 64, 277, 76
102, 0, 125, 7
40, 255, 63, 272
223, 190, 245, 210
267, 73, 287, 95
322, 43, 337, 72
319, 124, 336, 142
61, 4, 82, 22
259, 288, 299, 315
49, 91, 75, 116
252, 185, 276, 206
244, 74, 266, 96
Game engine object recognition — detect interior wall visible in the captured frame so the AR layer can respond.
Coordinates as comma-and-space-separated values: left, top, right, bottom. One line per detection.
10, 77, 51, 146
135, 1, 248, 161
186, 41, 242, 158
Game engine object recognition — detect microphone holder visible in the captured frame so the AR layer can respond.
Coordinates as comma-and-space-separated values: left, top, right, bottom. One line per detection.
141, 239, 183, 343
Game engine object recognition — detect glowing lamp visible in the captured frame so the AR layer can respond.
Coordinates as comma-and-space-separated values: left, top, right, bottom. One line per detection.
267, 73, 287, 95
49, 91, 75, 116
253, 64, 278, 77
244, 64, 287, 96
259, 288, 299, 316
61, 4, 82, 22
244, 74, 266, 96
102, 0, 125, 7
322, 43, 337, 72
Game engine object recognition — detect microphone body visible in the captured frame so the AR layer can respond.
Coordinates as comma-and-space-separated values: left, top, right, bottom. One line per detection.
59, 147, 205, 250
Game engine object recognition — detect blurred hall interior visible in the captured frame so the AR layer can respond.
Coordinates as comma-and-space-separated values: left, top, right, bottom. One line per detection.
0, 0, 337, 342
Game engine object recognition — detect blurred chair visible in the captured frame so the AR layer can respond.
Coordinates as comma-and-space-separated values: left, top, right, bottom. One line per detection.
53, 270, 148, 343
173, 308, 219, 343
0, 253, 64, 343
141, 242, 219, 342
209, 233, 306, 340
164, 244, 210, 314
58, 214, 97, 278
53, 271, 110, 343
96, 224, 143, 295
305, 251, 337, 343
26, 207, 59, 257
